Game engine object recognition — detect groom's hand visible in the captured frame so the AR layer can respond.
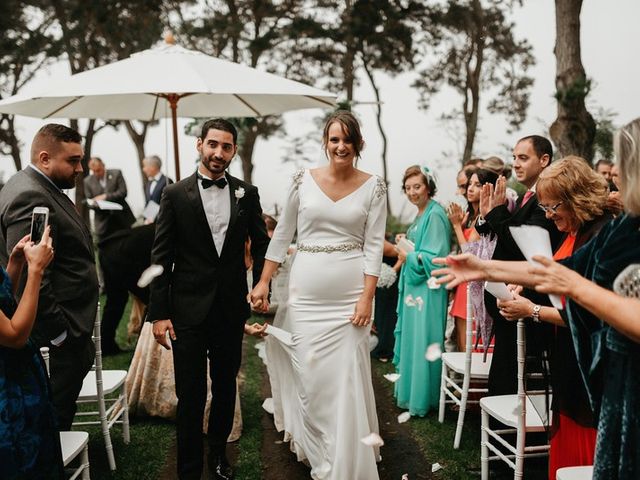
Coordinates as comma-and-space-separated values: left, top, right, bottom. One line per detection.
152, 319, 176, 350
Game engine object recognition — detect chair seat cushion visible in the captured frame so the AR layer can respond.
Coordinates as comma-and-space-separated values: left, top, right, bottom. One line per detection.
78, 370, 127, 399
442, 352, 492, 379
480, 394, 552, 431
556, 466, 593, 480
60, 431, 88, 466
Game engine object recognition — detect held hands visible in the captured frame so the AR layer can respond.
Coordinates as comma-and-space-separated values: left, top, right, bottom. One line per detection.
24, 226, 54, 274
350, 295, 373, 327
152, 319, 176, 350
432, 253, 487, 289
248, 281, 270, 313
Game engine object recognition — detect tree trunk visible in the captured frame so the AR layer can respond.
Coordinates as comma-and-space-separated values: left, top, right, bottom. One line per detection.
124, 120, 149, 194
6, 116, 22, 172
462, 0, 484, 165
342, 0, 356, 102
549, 0, 595, 160
362, 60, 391, 215
239, 129, 258, 182
72, 119, 96, 223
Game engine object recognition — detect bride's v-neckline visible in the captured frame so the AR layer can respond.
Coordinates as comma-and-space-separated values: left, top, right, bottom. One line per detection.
308, 170, 374, 204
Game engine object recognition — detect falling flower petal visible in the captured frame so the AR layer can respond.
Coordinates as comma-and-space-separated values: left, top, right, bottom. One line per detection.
137, 264, 164, 288
397, 411, 411, 423
425, 343, 442, 362
432, 463, 443, 473
404, 294, 416, 306
262, 398, 274, 414
383, 373, 401, 383
427, 276, 440, 289
415, 296, 424, 311
360, 432, 384, 447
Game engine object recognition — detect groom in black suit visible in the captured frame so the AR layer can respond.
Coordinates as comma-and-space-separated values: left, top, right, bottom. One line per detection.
148, 118, 270, 480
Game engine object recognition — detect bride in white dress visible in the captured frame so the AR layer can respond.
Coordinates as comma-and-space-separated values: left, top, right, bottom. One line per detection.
251, 110, 387, 480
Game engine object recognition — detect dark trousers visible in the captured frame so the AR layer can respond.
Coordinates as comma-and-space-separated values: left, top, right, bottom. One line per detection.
172, 309, 245, 480
49, 334, 95, 430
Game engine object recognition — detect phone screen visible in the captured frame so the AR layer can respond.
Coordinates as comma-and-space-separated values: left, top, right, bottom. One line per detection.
31, 212, 48, 243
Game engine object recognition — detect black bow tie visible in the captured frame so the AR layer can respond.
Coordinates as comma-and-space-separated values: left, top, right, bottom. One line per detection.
199, 175, 227, 189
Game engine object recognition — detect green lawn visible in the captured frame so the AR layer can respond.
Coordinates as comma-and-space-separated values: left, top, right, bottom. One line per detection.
79, 302, 484, 479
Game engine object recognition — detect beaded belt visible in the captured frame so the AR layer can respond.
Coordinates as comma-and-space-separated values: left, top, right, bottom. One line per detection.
297, 241, 363, 253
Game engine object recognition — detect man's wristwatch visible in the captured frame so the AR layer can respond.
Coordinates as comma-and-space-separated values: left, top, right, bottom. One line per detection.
531, 304, 541, 323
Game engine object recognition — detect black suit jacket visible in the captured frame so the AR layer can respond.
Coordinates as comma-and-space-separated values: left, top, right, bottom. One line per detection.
0, 167, 99, 344
144, 174, 173, 205
147, 172, 270, 326
84, 169, 135, 239
476, 192, 562, 395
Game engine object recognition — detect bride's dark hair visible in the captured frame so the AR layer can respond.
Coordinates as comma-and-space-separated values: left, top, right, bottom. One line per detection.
322, 110, 365, 159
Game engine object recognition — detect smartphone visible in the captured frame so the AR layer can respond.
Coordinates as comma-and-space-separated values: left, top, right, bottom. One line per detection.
30, 207, 49, 244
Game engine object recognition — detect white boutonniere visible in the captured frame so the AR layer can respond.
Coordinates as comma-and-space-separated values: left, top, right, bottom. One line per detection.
234, 187, 245, 204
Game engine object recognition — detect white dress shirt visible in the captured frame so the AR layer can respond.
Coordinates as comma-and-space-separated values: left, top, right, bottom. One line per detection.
148, 172, 163, 197
198, 172, 230, 255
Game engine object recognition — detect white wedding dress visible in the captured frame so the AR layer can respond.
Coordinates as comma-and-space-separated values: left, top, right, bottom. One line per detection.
265, 168, 387, 480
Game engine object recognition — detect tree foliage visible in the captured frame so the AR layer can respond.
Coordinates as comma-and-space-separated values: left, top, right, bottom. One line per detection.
0, 0, 59, 172
413, 0, 534, 165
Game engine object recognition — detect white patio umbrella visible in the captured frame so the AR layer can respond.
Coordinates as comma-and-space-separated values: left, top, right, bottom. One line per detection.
0, 41, 336, 179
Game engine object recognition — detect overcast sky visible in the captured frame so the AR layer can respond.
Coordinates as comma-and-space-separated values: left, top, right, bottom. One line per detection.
4, 0, 639, 222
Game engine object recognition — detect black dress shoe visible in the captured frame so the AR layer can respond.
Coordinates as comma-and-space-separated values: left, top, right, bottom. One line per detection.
209, 455, 234, 480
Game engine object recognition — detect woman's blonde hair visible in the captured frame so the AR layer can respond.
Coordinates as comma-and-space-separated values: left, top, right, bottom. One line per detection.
537, 155, 608, 227
614, 118, 640, 215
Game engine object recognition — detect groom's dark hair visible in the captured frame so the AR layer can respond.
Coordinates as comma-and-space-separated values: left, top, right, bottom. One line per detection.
200, 118, 238, 144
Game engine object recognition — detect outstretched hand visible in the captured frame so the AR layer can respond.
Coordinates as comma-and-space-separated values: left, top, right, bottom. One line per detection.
432, 253, 487, 289
529, 255, 579, 297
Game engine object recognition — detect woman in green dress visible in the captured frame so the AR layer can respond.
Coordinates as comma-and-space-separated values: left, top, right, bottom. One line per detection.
394, 165, 451, 416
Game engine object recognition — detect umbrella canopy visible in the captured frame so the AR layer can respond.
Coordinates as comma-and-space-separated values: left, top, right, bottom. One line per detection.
0, 42, 336, 179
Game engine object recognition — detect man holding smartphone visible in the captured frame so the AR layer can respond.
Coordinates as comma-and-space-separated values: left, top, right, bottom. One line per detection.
0, 123, 99, 430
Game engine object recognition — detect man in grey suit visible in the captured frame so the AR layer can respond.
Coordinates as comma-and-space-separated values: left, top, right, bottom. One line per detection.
84, 156, 135, 241
0, 123, 99, 430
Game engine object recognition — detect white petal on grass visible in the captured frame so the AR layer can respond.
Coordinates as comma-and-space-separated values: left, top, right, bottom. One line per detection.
262, 398, 274, 415
137, 264, 164, 288
427, 276, 440, 289
425, 343, 442, 362
360, 432, 384, 447
432, 463, 443, 473
383, 373, 401, 383
397, 411, 411, 423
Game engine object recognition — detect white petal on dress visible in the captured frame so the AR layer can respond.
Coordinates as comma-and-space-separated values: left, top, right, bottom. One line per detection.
265, 169, 387, 480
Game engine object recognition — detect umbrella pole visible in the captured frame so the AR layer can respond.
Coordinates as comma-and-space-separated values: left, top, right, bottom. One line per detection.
168, 94, 181, 181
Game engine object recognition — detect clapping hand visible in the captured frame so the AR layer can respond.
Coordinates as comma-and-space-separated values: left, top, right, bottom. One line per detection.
447, 202, 468, 228
432, 253, 488, 289
497, 293, 533, 321
479, 176, 507, 218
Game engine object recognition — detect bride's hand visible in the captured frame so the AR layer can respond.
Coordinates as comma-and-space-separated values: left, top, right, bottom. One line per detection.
248, 281, 270, 313
350, 296, 373, 327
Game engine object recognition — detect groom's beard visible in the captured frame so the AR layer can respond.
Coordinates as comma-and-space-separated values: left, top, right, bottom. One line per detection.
201, 155, 232, 177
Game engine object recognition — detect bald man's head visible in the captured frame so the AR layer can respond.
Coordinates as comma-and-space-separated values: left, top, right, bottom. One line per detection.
31, 123, 84, 189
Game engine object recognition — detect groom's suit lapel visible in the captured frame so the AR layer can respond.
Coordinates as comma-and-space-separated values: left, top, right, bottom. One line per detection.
184, 173, 219, 260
